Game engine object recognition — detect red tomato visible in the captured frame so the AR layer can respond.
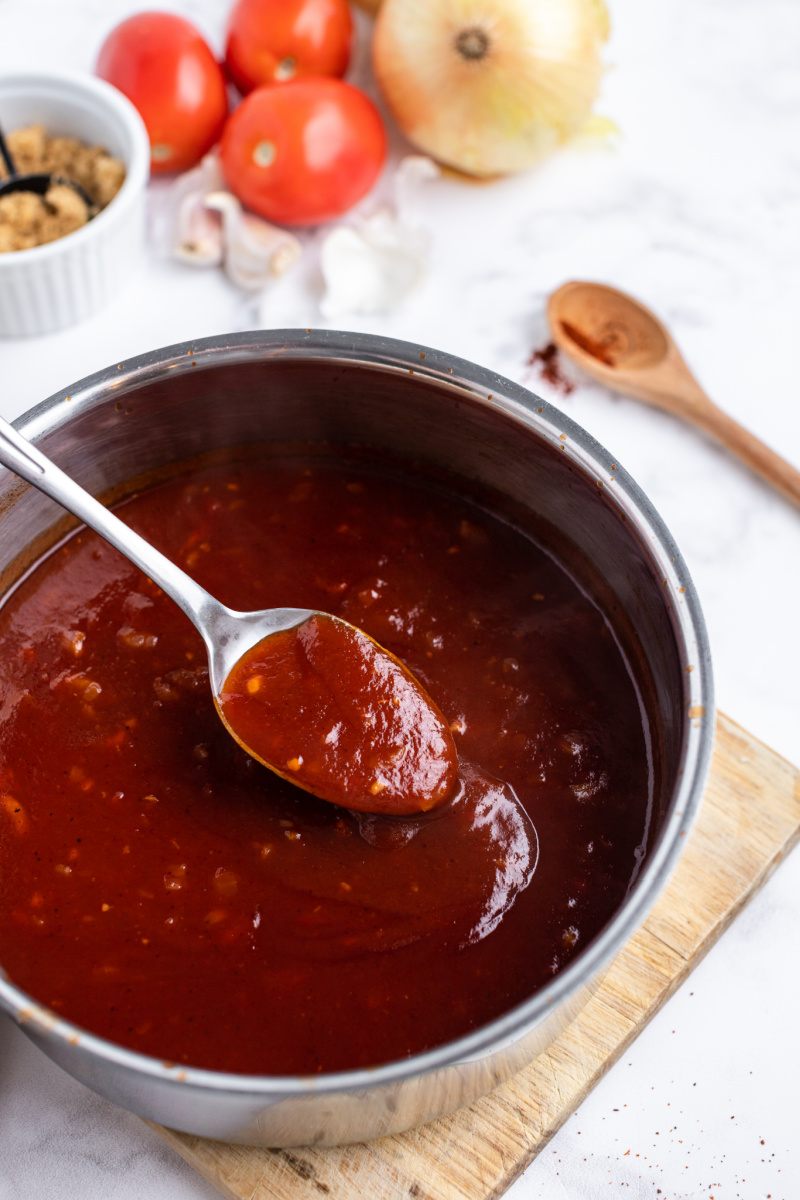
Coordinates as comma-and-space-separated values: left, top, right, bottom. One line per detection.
96, 12, 228, 174
219, 79, 386, 226
225, 0, 353, 94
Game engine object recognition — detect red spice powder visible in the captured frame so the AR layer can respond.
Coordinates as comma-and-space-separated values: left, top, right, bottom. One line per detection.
560, 320, 618, 367
528, 342, 575, 395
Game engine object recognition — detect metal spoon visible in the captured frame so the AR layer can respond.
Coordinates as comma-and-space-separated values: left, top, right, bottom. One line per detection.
0, 121, 95, 208
548, 280, 800, 509
0, 414, 457, 815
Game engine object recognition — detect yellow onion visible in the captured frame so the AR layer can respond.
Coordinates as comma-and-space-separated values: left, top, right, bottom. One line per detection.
373, 0, 610, 177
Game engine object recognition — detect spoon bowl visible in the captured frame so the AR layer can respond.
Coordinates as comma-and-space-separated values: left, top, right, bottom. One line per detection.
0, 172, 95, 208
548, 280, 800, 509
0, 413, 457, 815
549, 280, 670, 372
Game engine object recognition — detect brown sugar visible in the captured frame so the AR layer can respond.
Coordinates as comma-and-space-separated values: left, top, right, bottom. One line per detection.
0, 185, 89, 252
0, 124, 126, 253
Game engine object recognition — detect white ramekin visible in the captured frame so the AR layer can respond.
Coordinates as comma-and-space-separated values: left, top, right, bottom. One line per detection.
0, 70, 150, 337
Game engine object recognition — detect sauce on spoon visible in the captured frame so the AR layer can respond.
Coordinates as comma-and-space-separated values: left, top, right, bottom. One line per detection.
218, 612, 458, 814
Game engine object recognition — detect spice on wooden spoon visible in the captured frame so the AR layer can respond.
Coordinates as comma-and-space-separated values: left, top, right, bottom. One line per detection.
548, 281, 800, 509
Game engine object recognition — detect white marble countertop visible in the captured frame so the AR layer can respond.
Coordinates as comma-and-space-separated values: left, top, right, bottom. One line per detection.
1, 0, 799, 1197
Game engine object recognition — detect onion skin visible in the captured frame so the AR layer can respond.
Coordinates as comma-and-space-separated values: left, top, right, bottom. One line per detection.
373, 0, 610, 177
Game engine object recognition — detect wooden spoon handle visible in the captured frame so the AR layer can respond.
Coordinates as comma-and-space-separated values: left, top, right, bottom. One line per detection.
690, 399, 800, 508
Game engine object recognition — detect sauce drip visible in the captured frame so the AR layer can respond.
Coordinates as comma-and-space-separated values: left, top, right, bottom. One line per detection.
219, 614, 458, 814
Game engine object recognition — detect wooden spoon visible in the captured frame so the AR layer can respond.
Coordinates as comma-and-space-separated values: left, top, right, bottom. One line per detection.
547, 281, 800, 508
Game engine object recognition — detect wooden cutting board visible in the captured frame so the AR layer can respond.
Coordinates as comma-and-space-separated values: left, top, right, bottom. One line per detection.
150, 712, 800, 1200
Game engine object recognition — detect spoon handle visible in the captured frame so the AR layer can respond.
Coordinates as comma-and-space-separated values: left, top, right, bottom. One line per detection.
0, 124, 17, 179
0, 414, 223, 631
687, 396, 800, 509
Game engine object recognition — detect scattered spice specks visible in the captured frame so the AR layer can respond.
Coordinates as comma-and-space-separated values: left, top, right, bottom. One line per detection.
528, 342, 575, 395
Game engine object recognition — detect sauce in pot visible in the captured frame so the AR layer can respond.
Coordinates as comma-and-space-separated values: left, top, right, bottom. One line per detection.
0, 453, 652, 1075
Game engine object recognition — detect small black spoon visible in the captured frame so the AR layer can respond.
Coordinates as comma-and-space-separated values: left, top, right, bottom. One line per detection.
0, 121, 94, 208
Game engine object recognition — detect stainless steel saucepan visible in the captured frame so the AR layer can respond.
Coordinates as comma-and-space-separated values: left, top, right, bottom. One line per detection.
0, 330, 713, 1146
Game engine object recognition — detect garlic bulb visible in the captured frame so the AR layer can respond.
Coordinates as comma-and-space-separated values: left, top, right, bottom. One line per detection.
320, 218, 424, 317
373, 0, 610, 177
320, 156, 438, 317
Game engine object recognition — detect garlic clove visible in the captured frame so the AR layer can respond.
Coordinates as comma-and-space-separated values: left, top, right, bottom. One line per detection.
204, 191, 302, 292
161, 152, 227, 266
175, 152, 226, 201
173, 192, 224, 267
